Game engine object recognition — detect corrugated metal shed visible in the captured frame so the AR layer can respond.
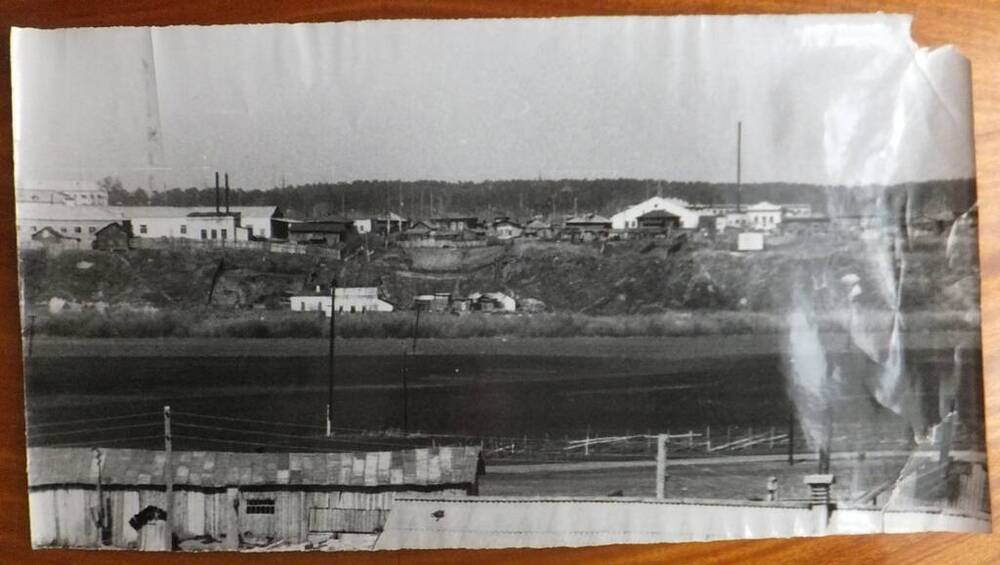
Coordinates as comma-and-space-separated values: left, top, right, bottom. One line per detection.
28, 446, 481, 489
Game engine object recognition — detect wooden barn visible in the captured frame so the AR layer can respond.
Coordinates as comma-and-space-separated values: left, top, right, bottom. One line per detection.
27, 446, 483, 550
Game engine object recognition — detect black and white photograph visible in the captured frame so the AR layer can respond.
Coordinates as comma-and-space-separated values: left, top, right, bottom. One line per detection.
11, 14, 990, 552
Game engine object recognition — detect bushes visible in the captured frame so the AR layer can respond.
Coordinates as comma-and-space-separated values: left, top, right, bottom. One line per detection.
31, 307, 978, 340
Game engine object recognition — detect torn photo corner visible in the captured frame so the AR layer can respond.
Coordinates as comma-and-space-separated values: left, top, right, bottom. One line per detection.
11, 13, 988, 552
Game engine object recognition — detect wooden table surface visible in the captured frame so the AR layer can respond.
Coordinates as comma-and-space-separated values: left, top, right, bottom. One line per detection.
1, 1, 997, 563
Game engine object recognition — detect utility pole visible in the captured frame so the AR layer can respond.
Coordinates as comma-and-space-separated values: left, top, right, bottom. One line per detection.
788, 413, 795, 466
411, 303, 422, 354
27, 314, 35, 358
401, 349, 409, 435
163, 405, 173, 543
327, 279, 336, 437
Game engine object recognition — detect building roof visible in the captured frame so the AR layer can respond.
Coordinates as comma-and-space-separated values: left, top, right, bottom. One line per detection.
638, 209, 680, 219
31, 227, 80, 241
746, 201, 782, 212
17, 203, 124, 222
17, 180, 106, 193
28, 446, 482, 489
566, 213, 612, 225
116, 206, 279, 219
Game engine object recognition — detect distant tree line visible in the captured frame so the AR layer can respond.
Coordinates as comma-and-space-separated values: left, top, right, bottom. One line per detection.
100, 176, 974, 221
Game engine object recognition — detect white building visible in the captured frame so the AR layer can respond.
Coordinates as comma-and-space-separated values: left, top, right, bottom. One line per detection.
115, 206, 282, 242
610, 197, 700, 230
118, 207, 243, 242
745, 201, 784, 231
16, 180, 109, 206
15, 203, 124, 248
290, 287, 394, 316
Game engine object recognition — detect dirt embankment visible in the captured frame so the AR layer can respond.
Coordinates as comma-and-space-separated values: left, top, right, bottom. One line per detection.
19, 232, 976, 317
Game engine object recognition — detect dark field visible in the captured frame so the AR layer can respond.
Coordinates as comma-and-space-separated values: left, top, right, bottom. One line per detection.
24, 335, 985, 457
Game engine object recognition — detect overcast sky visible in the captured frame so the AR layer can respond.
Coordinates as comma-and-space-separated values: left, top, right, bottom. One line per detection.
12, 15, 974, 191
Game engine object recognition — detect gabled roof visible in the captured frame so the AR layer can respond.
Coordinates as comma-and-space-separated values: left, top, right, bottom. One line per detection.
31, 227, 80, 241
638, 209, 680, 219
566, 214, 611, 225
17, 203, 124, 222
28, 446, 482, 489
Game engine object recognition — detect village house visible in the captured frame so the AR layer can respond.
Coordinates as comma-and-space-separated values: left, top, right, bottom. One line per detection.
28, 445, 483, 550
402, 221, 435, 239
522, 218, 554, 239
781, 215, 831, 236
414, 293, 453, 312
28, 227, 83, 253
355, 212, 409, 235
287, 216, 356, 247
16, 179, 109, 206
430, 216, 481, 232
468, 291, 516, 313
16, 202, 125, 248
610, 197, 700, 231
290, 287, 394, 315
93, 222, 132, 252
491, 218, 523, 240
563, 213, 612, 242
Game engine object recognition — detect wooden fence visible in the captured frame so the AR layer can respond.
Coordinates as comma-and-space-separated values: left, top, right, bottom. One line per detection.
308, 507, 389, 534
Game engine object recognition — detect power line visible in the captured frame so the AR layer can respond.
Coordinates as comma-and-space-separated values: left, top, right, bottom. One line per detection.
172, 411, 328, 431
27, 411, 161, 429
35, 434, 164, 449
173, 410, 488, 440
29, 422, 161, 439
173, 422, 429, 449
172, 434, 328, 453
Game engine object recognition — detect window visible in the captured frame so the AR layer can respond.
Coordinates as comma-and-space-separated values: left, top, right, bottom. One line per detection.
221, 229, 227, 240
200, 229, 207, 240
74, 226, 82, 233
245, 498, 275, 515
350, 306, 356, 313
246, 226, 253, 237
60, 227, 67, 233
211, 229, 217, 239
88, 226, 96, 233
180, 224, 187, 235
139, 224, 148, 234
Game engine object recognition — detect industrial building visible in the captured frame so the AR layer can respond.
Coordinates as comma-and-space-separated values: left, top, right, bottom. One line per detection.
28, 445, 483, 549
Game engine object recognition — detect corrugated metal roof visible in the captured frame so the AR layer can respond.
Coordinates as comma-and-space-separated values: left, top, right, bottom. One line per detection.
28, 446, 481, 489
16, 203, 125, 221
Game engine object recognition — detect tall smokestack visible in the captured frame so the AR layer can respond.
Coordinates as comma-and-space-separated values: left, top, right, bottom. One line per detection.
215, 172, 220, 214
225, 173, 230, 214
736, 121, 742, 213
